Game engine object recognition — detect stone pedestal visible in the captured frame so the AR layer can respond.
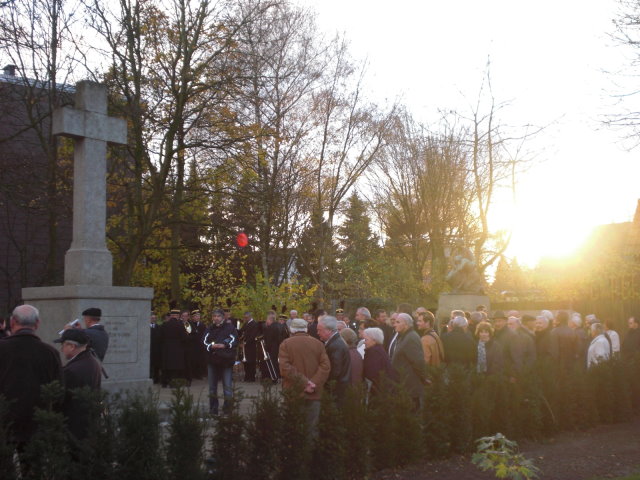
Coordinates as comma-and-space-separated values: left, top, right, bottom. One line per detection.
22, 285, 153, 393
436, 293, 490, 325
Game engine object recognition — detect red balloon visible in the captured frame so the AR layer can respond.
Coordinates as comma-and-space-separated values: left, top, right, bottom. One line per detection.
236, 232, 249, 248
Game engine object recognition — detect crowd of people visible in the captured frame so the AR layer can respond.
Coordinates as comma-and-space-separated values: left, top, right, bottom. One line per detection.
3, 299, 640, 467
149, 301, 640, 432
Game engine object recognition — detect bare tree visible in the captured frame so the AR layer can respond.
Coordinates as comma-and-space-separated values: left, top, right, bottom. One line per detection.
0, 0, 86, 310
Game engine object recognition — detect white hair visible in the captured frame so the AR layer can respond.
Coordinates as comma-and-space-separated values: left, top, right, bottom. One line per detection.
289, 319, 308, 333
364, 327, 384, 345
570, 313, 582, 327
451, 315, 468, 329
536, 315, 549, 328
540, 310, 554, 322
397, 313, 414, 328
12, 304, 39, 327
357, 307, 371, 320
319, 315, 338, 332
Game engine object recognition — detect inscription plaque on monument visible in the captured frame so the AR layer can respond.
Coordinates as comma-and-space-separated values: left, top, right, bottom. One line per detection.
103, 316, 139, 364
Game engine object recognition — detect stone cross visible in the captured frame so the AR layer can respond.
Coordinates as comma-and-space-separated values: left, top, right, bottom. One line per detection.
52, 81, 127, 286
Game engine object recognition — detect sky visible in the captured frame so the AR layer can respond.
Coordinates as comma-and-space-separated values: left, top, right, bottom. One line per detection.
303, 0, 640, 266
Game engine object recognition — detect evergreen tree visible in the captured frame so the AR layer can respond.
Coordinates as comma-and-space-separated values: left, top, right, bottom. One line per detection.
336, 192, 382, 298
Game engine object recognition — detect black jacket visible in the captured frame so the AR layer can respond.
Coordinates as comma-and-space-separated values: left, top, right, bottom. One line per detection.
240, 319, 260, 363
442, 328, 476, 368
0, 329, 63, 443
325, 332, 352, 401
161, 317, 188, 371
85, 324, 109, 361
204, 321, 238, 367
63, 348, 102, 439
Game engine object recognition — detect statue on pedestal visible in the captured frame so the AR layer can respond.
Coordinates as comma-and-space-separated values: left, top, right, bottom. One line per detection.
445, 247, 484, 295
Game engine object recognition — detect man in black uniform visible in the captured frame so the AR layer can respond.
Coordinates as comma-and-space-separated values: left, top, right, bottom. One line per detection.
190, 308, 208, 379
55, 328, 102, 440
161, 308, 189, 387
239, 311, 259, 382
261, 310, 282, 381
150, 313, 162, 383
0, 305, 63, 449
81, 307, 109, 362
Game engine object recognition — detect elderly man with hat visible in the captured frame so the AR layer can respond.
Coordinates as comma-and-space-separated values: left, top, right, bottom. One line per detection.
55, 329, 102, 439
161, 306, 189, 387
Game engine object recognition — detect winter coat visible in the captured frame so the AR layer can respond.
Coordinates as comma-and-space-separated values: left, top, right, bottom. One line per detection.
391, 329, 426, 399
203, 321, 238, 368
0, 329, 63, 444
442, 328, 476, 368
279, 332, 330, 401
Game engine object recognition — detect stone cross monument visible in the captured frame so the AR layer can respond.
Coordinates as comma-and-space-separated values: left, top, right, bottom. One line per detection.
52, 81, 125, 286
23, 81, 153, 392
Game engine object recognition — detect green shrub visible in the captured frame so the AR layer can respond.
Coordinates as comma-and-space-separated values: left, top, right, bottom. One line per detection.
311, 392, 347, 480
210, 388, 246, 480
447, 365, 473, 453
341, 386, 370, 480
0, 395, 17, 480
22, 381, 70, 480
472, 433, 540, 480
423, 367, 451, 459
114, 390, 166, 480
276, 387, 311, 480
166, 386, 206, 480
244, 386, 283, 480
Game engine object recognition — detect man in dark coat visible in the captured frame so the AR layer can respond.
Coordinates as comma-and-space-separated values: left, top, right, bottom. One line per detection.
55, 328, 102, 440
150, 313, 162, 383
161, 308, 189, 387
390, 313, 426, 410
79, 307, 109, 362
550, 310, 579, 370
317, 315, 351, 405
507, 316, 537, 372
240, 311, 259, 382
442, 315, 476, 368
190, 308, 208, 379
0, 305, 63, 447
262, 310, 283, 380
203, 309, 238, 414
622, 316, 640, 358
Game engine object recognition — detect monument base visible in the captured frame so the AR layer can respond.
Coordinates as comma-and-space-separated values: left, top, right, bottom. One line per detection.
22, 284, 153, 394
436, 293, 490, 325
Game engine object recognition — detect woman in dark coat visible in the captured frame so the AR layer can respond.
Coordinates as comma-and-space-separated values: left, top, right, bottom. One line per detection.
362, 327, 396, 396
475, 321, 504, 375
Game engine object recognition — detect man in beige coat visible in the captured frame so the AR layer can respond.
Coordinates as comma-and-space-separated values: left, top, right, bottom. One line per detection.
279, 318, 331, 434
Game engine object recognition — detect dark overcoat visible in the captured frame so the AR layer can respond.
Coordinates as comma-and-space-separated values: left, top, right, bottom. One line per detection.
325, 332, 352, 401
161, 317, 188, 371
0, 329, 63, 443
63, 348, 102, 439
85, 324, 109, 361
391, 329, 426, 399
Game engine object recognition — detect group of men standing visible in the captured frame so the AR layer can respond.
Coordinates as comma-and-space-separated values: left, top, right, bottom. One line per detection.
0, 304, 108, 470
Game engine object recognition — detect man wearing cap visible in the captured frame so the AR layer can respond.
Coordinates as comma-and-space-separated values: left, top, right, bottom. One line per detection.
81, 307, 109, 362
278, 317, 330, 435
55, 329, 102, 439
0, 305, 63, 449
203, 309, 238, 415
